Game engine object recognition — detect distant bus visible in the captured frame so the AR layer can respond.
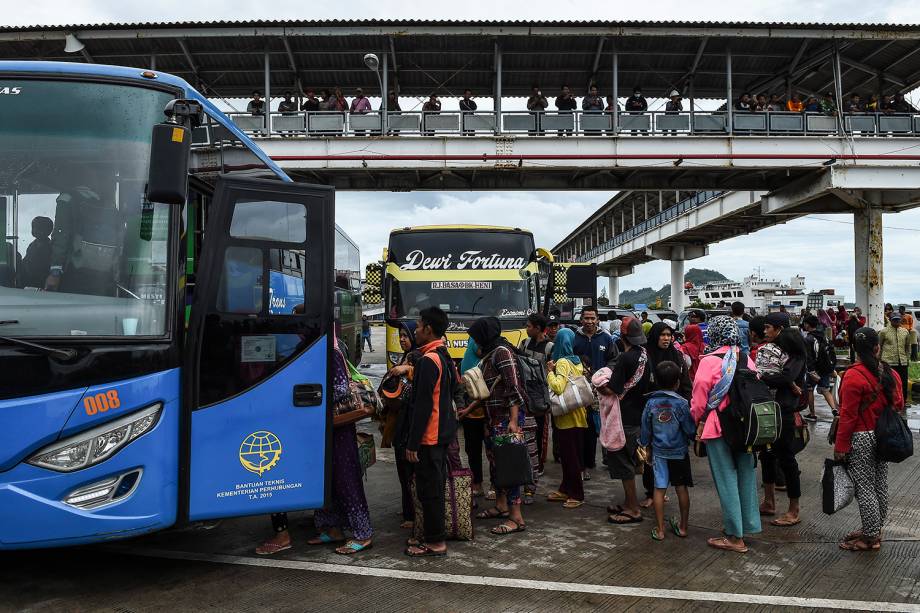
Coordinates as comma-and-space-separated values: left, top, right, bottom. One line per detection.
364, 225, 546, 367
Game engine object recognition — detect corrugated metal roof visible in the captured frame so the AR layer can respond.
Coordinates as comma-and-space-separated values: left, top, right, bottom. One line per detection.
1, 19, 918, 98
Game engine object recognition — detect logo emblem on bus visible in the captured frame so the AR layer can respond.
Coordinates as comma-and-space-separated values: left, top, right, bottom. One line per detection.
239, 431, 283, 477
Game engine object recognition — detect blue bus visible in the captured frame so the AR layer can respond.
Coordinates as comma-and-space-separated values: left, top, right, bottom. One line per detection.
0, 61, 339, 549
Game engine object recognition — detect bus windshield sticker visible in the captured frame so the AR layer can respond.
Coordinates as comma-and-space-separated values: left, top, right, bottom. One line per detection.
241, 335, 277, 363
431, 281, 492, 290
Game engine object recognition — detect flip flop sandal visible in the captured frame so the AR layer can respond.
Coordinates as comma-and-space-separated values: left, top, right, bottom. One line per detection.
491, 520, 526, 535
523, 494, 535, 505
547, 491, 568, 502
399, 521, 414, 530
405, 543, 447, 557
839, 538, 880, 552
770, 517, 801, 527
608, 512, 643, 525
669, 516, 688, 538
563, 499, 584, 509
476, 507, 510, 520
759, 504, 776, 516
650, 528, 665, 541
307, 532, 346, 546
335, 540, 373, 555
255, 541, 292, 556
707, 536, 748, 553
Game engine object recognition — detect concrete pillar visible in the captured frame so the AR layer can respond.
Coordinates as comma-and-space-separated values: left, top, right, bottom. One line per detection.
608, 275, 620, 307
670, 259, 686, 313
854, 195, 884, 329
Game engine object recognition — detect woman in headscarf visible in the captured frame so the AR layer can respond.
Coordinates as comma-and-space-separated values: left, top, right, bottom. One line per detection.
836, 305, 849, 339
256, 344, 373, 555
381, 321, 421, 529
458, 337, 487, 497
817, 308, 833, 335
640, 322, 693, 508
680, 323, 705, 380
690, 315, 760, 553
468, 317, 532, 535
826, 307, 838, 339
544, 327, 587, 508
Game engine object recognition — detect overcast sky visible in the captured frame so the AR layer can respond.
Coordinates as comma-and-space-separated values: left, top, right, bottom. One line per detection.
13, 3, 920, 303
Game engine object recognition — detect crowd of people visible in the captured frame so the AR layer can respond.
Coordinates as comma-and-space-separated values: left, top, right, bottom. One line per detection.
242, 85, 919, 136
255, 301, 910, 558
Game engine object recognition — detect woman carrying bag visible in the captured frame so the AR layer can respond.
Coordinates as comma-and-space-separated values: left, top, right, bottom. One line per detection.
690, 316, 761, 553
835, 327, 905, 552
468, 317, 532, 535
544, 328, 588, 508
382, 321, 422, 530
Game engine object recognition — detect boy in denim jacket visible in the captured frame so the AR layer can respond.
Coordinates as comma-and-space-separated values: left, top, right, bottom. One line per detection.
639, 360, 696, 541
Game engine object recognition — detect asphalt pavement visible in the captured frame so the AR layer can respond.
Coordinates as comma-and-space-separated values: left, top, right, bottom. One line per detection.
3, 326, 920, 612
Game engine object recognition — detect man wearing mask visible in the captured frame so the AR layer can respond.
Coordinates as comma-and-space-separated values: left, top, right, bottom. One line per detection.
555, 85, 577, 136
625, 87, 648, 134
573, 306, 618, 479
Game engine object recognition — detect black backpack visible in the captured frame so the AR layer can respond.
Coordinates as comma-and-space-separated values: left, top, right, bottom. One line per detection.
815, 334, 837, 377
720, 352, 782, 453
515, 353, 551, 416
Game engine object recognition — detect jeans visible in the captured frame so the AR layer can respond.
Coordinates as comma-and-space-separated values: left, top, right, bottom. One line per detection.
415, 444, 448, 543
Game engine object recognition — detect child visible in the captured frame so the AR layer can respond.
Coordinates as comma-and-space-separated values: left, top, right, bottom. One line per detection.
639, 360, 696, 541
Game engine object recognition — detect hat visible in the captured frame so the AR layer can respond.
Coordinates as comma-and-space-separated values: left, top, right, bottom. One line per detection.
765, 312, 790, 328
889, 312, 902, 322
356, 87, 364, 93
662, 319, 678, 329
623, 317, 647, 346
669, 90, 680, 97
547, 314, 560, 326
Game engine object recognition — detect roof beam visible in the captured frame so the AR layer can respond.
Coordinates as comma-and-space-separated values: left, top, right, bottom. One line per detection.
816, 39, 896, 92
282, 36, 303, 93
839, 55, 905, 86
787, 40, 809, 74
388, 35, 400, 94
851, 44, 920, 92
588, 37, 605, 87
680, 37, 708, 95
177, 38, 199, 76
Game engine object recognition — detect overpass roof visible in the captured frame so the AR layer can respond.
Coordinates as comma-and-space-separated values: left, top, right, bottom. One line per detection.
2, 19, 920, 99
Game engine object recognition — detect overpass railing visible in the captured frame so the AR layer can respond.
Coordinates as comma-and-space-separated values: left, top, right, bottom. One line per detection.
219, 110, 920, 139
576, 190, 726, 263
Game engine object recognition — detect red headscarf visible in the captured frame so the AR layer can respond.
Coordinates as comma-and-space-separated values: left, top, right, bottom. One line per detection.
681, 324, 705, 379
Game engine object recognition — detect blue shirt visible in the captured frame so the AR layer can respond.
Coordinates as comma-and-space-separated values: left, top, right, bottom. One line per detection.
573, 327, 618, 372
735, 318, 750, 354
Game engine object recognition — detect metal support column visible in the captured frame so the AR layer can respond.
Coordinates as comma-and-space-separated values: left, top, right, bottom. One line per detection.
689, 77, 695, 133
612, 50, 619, 134
854, 194, 884, 329
263, 51, 271, 136
834, 43, 845, 136
382, 52, 389, 134
494, 41, 502, 134
726, 47, 733, 135
608, 275, 620, 307
670, 259, 686, 314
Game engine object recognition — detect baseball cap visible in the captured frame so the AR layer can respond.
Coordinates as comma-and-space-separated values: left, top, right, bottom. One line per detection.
889, 312, 902, 322
623, 318, 647, 346
547, 314, 560, 326
765, 312, 790, 328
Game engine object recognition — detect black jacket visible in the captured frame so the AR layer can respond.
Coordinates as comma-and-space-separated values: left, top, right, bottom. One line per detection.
607, 346, 651, 427
406, 342, 459, 451
760, 355, 806, 414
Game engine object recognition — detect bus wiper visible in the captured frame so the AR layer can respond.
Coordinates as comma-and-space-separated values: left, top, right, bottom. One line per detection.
0, 335, 77, 360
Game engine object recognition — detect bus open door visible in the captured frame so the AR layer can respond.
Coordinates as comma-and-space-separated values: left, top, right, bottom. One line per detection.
183, 177, 333, 521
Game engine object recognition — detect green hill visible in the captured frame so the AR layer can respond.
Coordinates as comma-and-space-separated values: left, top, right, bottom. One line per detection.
618, 268, 729, 307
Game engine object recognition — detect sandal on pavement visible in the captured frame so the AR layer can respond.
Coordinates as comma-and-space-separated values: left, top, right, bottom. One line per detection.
563, 499, 584, 509
307, 532, 346, 546
608, 512, 643, 525
607, 504, 624, 514
669, 516, 688, 538
255, 541, 292, 555
707, 536, 748, 553
547, 491, 568, 502
476, 507, 509, 520
405, 543, 447, 557
491, 519, 526, 535
839, 538, 880, 552
335, 540, 372, 555
651, 527, 665, 541
770, 515, 801, 527
759, 503, 776, 516
399, 520, 414, 530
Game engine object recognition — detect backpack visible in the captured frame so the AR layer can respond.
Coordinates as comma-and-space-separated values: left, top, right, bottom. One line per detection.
515, 353, 551, 416
720, 352, 782, 453
815, 334, 837, 377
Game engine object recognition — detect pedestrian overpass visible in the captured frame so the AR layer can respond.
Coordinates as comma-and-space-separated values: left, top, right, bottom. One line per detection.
3, 18, 919, 326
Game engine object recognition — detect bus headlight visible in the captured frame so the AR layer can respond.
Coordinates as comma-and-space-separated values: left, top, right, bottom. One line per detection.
28, 403, 162, 473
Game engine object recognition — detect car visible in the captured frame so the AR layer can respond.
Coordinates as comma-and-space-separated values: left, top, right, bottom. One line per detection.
638, 309, 678, 325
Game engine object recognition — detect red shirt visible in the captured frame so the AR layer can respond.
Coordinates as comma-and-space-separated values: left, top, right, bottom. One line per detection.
835, 363, 904, 453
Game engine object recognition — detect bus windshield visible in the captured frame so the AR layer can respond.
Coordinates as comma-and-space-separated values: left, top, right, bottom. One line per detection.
0, 79, 176, 337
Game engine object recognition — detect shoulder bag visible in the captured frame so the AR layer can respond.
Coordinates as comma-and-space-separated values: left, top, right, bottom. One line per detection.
549, 374, 595, 417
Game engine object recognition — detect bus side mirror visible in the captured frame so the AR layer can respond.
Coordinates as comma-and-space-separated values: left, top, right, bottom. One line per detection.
146, 123, 191, 205
363, 262, 383, 304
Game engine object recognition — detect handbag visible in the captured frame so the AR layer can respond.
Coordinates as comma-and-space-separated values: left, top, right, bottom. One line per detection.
875, 404, 914, 463
333, 358, 382, 427
491, 436, 534, 489
356, 432, 376, 475
821, 458, 855, 514
549, 375, 594, 417
598, 393, 626, 452
462, 364, 493, 401
411, 468, 475, 542
790, 412, 810, 455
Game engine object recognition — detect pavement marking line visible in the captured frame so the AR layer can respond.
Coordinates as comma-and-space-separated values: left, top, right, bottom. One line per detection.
117, 547, 920, 612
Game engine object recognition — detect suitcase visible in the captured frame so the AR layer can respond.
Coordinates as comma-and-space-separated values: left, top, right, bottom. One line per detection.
411, 468, 475, 542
